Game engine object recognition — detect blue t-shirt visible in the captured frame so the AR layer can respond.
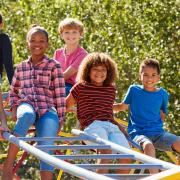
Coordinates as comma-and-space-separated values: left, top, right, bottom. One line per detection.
123, 84, 169, 139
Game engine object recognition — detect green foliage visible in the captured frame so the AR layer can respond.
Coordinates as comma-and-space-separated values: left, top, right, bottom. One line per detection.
1, 0, 179, 179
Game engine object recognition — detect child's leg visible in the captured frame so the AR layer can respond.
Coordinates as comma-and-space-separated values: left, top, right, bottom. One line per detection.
35, 107, 59, 180
109, 123, 131, 174
2, 143, 19, 180
154, 132, 180, 165
84, 120, 111, 174
2, 103, 36, 180
173, 140, 180, 165
134, 135, 159, 174
172, 139, 180, 165
97, 149, 112, 174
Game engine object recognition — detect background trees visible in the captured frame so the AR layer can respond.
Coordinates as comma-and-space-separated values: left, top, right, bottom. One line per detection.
0, 0, 179, 179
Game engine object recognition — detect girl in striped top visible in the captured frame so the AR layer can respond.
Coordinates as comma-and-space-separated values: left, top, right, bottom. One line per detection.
66, 52, 131, 174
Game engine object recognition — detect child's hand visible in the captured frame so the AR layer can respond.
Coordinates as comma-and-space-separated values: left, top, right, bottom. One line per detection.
11, 107, 17, 121
0, 125, 10, 140
58, 121, 64, 132
117, 124, 129, 137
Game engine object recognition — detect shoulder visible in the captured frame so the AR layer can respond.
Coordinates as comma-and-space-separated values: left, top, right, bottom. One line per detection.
15, 60, 29, 71
77, 46, 88, 56
0, 32, 10, 39
158, 87, 169, 97
45, 57, 61, 67
128, 84, 142, 91
0, 33, 11, 43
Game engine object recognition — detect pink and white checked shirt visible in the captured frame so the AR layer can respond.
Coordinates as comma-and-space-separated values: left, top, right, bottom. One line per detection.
10, 56, 65, 123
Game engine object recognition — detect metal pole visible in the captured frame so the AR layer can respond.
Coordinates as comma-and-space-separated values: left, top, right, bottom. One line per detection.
3, 132, 114, 180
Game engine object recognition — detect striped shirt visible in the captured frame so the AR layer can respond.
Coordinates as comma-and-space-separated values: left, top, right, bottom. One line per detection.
71, 82, 116, 130
10, 56, 66, 123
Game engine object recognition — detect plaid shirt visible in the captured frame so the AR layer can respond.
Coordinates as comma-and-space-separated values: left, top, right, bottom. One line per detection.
10, 56, 65, 123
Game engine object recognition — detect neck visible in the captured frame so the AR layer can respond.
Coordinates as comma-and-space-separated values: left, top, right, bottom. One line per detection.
65, 44, 79, 55
31, 55, 44, 65
144, 86, 157, 92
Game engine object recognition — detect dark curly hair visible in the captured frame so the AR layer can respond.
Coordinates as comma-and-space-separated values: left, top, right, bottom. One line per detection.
76, 52, 118, 86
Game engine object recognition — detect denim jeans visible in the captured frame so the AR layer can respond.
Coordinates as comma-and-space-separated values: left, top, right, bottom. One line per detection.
14, 102, 59, 171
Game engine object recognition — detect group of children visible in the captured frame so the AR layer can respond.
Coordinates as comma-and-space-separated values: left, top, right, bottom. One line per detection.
0, 14, 179, 180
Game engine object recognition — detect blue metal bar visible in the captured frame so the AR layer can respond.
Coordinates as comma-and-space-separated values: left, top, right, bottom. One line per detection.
54, 154, 135, 160
72, 129, 178, 170
35, 144, 111, 150
76, 164, 163, 169
2, 132, 114, 180
18, 135, 89, 141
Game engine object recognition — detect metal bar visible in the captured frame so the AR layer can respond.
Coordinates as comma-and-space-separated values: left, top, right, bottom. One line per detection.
76, 164, 163, 169
18, 135, 89, 141
54, 154, 135, 160
35, 144, 111, 150
72, 129, 178, 170
2, 132, 114, 180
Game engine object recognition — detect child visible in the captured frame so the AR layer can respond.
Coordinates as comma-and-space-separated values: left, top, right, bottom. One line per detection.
0, 86, 9, 139
66, 52, 130, 174
2, 25, 66, 180
113, 58, 180, 173
53, 18, 88, 96
0, 13, 14, 84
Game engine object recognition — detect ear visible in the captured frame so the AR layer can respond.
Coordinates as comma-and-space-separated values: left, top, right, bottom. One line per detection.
0, 22, 3, 29
60, 33, 63, 39
80, 32, 84, 38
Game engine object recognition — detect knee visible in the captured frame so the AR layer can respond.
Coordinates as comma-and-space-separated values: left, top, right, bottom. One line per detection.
172, 140, 180, 153
17, 111, 35, 123
143, 143, 155, 153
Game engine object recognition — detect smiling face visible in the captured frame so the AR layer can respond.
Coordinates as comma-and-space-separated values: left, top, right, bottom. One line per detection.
61, 28, 82, 46
27, 31, 48, 61
89, 64, 107, 86
140, 66, 160, 91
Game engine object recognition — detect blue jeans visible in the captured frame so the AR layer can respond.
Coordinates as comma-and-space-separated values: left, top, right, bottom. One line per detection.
65, 82, 73, 96
84, 120, 130, 150
14, 103, 60, 171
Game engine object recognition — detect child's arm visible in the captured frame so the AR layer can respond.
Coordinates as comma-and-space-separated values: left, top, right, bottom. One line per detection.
0, 91, 10, 139
63, 66, 77, 80
66, 93, 76, 111
160, 110, 166, 121
113, 102, 129, 112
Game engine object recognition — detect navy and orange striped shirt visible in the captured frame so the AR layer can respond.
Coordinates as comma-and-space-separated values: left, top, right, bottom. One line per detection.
10, 56, 66, 123
71, 82, 116, 130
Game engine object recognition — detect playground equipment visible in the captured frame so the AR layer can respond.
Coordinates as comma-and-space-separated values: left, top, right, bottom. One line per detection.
2, 129, 180, 180
1, 92, 180, 179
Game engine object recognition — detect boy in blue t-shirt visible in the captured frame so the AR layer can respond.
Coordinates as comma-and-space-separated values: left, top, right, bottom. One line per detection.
113, 58, 180, 173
